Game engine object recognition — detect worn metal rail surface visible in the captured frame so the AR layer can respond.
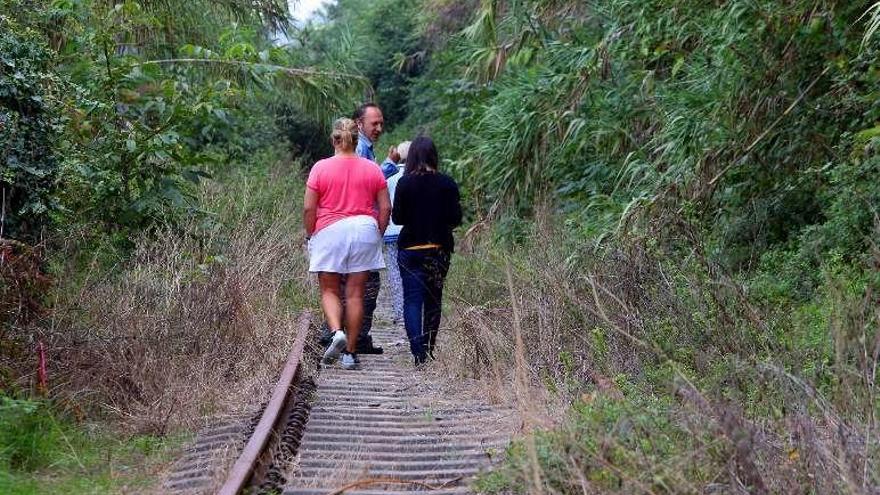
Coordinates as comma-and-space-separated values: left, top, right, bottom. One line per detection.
163, 311, 314, 494
217, 310, 312, 495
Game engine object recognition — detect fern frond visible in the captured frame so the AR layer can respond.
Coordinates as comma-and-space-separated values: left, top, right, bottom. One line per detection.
134, 57, 369, 123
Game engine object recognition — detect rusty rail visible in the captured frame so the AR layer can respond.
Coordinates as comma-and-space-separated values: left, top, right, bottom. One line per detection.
217, 311, 311, 495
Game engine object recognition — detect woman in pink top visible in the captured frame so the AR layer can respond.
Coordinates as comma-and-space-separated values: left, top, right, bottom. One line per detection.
303, 118, 391, 370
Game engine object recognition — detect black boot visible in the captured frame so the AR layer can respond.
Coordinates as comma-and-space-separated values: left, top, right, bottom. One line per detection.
356, 334, 384, 354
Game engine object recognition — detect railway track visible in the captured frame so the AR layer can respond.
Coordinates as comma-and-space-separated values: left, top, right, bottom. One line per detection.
164, 290, 514, 494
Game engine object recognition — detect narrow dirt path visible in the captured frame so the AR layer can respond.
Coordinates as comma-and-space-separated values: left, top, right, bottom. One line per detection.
283, 287, 515, 494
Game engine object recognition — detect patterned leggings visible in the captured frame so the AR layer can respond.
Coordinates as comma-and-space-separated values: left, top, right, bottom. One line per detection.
384, 242, 404, 323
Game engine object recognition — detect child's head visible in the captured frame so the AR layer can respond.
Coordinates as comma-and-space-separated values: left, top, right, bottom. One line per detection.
397, 141, 411, 164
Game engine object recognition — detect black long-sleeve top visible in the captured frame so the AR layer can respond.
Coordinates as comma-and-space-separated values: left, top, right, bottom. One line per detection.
391, 171, 462, 252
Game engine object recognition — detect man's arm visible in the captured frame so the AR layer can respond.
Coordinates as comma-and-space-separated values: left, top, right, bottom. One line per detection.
376, 187, 391, 235
380, 158, 398, 179
303, 187, 319, 237
379, 145, 400, 178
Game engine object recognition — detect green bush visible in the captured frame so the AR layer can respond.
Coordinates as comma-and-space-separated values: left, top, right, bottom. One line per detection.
0, 14, 68, 241
477, 393, 709, 494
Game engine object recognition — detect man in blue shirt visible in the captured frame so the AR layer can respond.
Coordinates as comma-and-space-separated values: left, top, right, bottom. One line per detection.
349, 103, 396, 355
355, 103, 399, 179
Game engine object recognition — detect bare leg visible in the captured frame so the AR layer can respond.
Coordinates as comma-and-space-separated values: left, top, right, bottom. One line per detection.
343, 271, 369, 353
318, 273, 343, 331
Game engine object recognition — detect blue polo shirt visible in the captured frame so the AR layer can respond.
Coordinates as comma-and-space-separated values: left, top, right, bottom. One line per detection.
357, 132, 398, 179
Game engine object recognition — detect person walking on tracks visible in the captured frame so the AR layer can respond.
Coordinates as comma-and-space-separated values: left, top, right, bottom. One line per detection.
382, 140, 411, 325
304, 118, 391, 370
352, 102, 399, 354
317, 103, 398, 355
392, 136, 462, 365
317, 103, 397, 353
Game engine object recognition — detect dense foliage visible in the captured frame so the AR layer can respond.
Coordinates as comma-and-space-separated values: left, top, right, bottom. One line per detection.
303, 1, 880, 493
1, 0, 361, 246
304, 0, 880, 276
428, 1, 880, 270
0, 0, 365, 341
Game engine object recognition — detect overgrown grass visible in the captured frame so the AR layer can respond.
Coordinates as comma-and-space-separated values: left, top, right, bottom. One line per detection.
442, 214, 879, 494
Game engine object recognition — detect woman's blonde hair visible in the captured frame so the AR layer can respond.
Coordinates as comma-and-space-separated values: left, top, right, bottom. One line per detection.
330, 117, 359, 152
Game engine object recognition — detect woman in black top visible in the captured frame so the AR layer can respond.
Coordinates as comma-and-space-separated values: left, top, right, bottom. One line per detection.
392, 136, 462, 365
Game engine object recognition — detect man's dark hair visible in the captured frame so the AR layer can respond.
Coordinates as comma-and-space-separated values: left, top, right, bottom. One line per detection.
405, 136, 438, 175
353, 102, 381, 121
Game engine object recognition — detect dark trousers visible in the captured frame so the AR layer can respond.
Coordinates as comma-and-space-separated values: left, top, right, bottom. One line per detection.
398, 248, 450, 361
319, 271, 381, 350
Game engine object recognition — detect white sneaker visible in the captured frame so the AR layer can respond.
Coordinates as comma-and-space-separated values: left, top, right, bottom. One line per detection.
341, 352, 358, 370
321, 330, 347, 364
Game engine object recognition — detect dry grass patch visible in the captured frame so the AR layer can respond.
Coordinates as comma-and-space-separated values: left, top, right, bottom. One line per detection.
26, 161, 313, 434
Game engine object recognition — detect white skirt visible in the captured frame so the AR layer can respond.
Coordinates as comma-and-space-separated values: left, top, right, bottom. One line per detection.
308, 215, 385, 273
